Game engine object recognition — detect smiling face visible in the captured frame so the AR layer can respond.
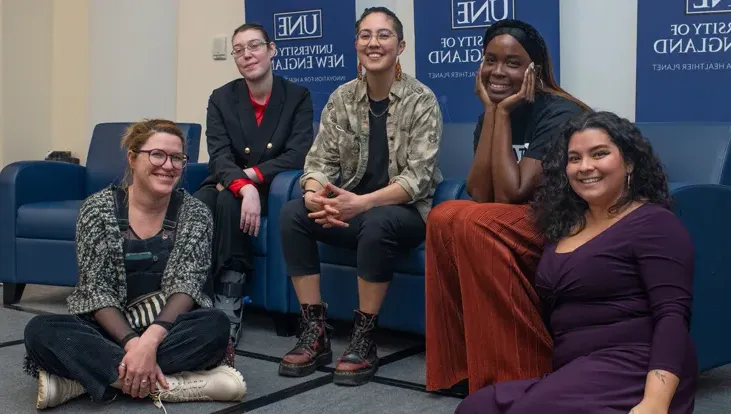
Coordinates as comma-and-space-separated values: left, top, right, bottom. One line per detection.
566, 128, 632, 209
355, 12, 405, 75
481, 34, 532, 103
128, 132, 185, 197
232, 28, 276, 81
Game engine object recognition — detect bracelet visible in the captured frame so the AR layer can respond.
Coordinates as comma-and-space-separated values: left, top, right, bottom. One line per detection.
303, 189, 317, 198
120, 332, 139, 347
151, 320, 174, 331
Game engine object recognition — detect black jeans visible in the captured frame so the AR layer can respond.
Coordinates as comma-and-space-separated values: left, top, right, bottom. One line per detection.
23, 308, 230, 402
279, 198, 426, 283
194, 184, 255, 297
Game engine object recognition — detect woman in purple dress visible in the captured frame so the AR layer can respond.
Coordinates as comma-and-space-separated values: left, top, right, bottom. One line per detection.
456, 111, 698, 414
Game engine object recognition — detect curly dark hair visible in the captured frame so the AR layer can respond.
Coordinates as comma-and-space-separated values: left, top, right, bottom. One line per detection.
530, 111, 671, 242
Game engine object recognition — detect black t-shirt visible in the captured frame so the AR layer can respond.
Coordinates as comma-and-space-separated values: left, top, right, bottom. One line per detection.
473, 92, 584, 162
352, 97, 390, 195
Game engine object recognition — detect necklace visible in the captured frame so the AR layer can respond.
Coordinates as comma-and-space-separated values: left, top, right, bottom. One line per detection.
369, 103, 389, 118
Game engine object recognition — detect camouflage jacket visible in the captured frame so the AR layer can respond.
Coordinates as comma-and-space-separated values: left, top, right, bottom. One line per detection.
300, 73, 443, 221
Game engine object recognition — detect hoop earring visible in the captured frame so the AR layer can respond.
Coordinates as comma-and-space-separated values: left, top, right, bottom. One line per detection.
395, 58, 402, 81
357, 61, 364, 80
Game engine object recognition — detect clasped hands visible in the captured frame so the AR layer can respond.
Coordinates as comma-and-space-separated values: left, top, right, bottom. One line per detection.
305, 183, 370, 228
117, 329, 169, 399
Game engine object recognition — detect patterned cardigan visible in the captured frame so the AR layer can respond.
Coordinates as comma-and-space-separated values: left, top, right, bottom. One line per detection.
66, 186, 214, 315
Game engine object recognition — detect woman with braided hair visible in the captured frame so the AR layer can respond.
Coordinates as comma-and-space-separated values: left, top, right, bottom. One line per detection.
424, 19, 589, 394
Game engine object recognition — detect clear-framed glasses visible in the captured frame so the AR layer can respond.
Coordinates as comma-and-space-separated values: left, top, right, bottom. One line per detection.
135, 149, 188, 169
356, 29, 397, 45
231, 40, 269, 58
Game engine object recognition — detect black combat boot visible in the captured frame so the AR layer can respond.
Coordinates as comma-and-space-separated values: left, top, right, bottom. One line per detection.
278, 303, 333, 377
333, 310, 379, 386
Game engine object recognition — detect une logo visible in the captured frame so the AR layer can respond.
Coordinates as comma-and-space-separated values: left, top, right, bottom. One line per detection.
274, 9, 322, 41
686, 0, 731, 14
451, 0, 515, 30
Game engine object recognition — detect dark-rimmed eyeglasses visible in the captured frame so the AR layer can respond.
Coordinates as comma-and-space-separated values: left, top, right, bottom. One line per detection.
231, 40, 269, 58
134, 149, 188, 169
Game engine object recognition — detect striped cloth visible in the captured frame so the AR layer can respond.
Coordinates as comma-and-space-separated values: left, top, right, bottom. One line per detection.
424, 201, 553, 394
123, 291, 167, 331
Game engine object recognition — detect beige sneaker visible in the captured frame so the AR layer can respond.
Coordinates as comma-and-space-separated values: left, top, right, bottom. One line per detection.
36, 369, 86, 409
151, 365, 246, 409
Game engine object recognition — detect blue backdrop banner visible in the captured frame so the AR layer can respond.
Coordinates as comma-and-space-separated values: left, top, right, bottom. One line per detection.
243, 0, 356, 121
636, 0, 731, 122
413, 0, 561, 123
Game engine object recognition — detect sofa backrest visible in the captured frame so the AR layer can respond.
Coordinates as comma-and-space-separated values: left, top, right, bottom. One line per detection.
84, 122, 202, 195
438, 123, 476, 180
636, 122, 731, 186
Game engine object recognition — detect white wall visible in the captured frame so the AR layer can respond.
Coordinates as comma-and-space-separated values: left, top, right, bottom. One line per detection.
1, 0, 53, 164
88, 0, 179, 134
560, 0, 638, 120
51, 0, 90, 163
176, 0, 244, 162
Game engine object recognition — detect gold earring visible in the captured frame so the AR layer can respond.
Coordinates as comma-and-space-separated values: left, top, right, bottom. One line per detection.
357, 61, 364, 80
395, 58, 402, 81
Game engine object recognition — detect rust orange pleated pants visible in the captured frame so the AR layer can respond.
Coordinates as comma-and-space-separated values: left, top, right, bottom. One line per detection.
424, 200, 553, 394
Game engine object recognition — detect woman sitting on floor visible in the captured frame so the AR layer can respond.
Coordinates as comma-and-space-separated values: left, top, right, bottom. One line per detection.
457, 111, 698, 413
424, 18, 588, 394
23, 119, 247, 410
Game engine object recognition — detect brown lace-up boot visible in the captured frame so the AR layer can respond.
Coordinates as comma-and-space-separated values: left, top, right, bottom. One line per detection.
278, 303, 333, 377
333, 310, 379, 386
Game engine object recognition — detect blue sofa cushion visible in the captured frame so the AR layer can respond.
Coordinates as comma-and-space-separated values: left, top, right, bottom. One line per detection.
318, 242, 426, 275
637, 123, 731, 185
16, 200, 83, 240
252, 217, 267, 255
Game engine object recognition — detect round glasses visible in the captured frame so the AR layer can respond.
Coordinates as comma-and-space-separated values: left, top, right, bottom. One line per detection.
356, 29, 397, 45
135, 149, 188, 169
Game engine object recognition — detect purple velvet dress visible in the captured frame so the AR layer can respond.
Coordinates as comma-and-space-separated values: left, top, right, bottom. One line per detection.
456, 204, 698, 414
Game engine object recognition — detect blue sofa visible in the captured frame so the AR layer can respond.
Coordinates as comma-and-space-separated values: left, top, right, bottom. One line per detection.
0, 122, 202, 304
635, 123, 731, 373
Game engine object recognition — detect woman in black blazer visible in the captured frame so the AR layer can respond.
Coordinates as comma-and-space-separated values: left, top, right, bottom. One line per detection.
195, 23, 314, 345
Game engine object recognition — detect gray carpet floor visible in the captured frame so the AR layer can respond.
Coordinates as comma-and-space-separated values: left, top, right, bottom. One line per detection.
0, 285, 728, 413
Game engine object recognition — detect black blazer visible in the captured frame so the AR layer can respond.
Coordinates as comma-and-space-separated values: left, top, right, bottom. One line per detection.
202, 75, 314, 202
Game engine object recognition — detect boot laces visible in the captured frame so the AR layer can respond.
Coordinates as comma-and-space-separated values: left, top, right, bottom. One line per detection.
344, 315, 376, 357
150, 379, 208, 412
294, 307, 331, 353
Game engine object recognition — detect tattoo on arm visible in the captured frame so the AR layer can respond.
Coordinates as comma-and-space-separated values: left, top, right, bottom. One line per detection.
653, 370, 667, 384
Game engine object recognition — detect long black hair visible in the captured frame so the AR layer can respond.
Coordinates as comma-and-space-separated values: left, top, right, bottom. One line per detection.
483, 19, 589, 110
530, 111, 671, 242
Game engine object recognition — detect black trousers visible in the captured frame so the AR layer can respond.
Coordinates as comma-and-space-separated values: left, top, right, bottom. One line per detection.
279, 198, 426, 283
194, 184, 255, 297
23, 308, 230, 402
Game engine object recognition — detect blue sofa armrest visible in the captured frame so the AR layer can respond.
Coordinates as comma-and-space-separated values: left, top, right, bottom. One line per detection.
0, 161, 86, 283
670, 184, 731, 372
265, 170, 304, 312
433, 179, 467, 206
181, 162, 208, 193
